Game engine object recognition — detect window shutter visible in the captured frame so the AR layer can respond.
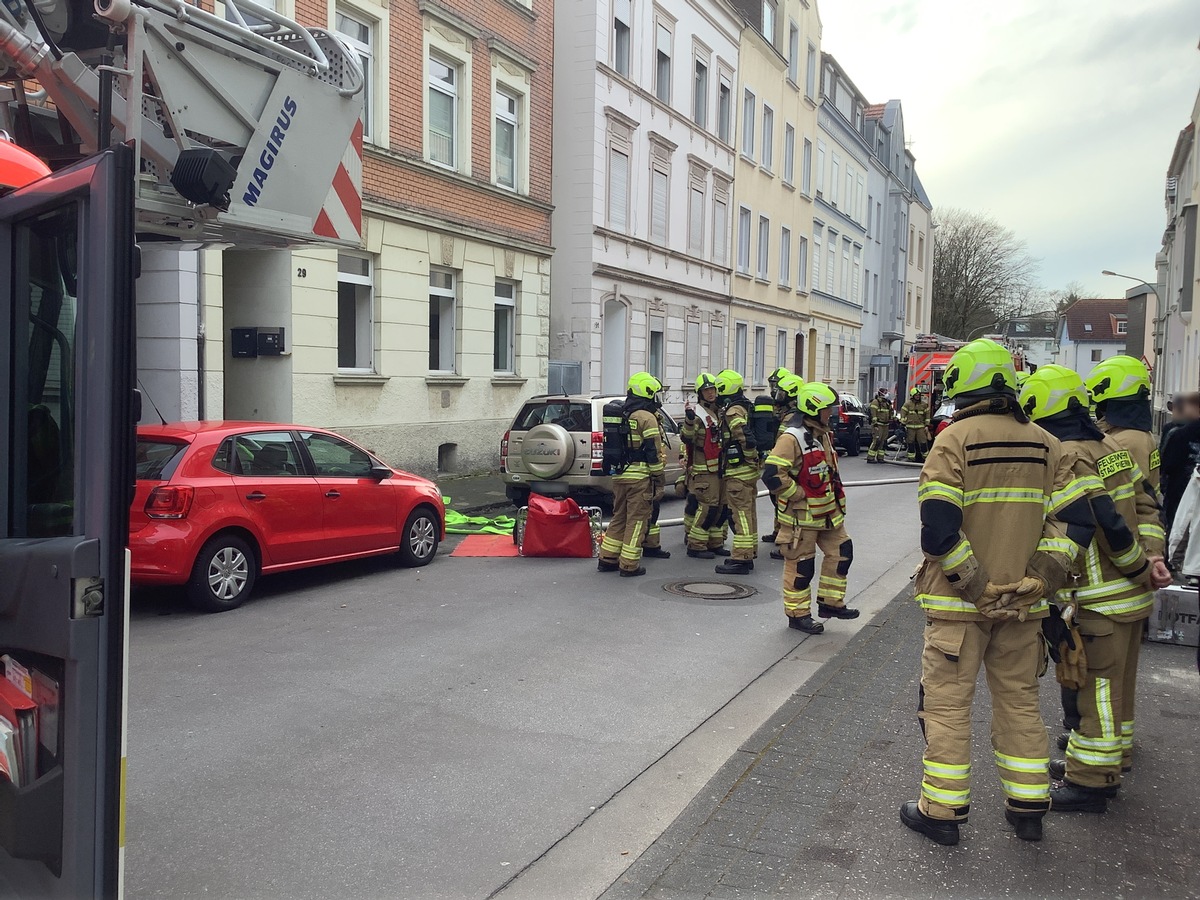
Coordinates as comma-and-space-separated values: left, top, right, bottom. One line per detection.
689, 188, 704, 254
610, 149, 628, 230
651, 169, 669, 243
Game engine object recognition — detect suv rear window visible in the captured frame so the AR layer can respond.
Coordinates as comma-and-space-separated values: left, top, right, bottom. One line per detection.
135, 438, 187, 480
512, 401, 593, 432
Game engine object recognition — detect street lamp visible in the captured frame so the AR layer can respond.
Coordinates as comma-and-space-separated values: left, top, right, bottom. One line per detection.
965, 321, 999, 341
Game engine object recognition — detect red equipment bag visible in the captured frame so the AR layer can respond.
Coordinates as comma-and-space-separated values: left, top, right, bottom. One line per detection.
519, 493, 596, 558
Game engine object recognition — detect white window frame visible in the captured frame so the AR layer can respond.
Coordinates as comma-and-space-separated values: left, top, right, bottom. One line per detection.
737, 206, 752, 274
742, 89, 756, 160
612, 0, 631, 76
787, 22, 799, 84
429, 267, 458, 373
710, 323, 726, 371
735, 322, 748, 374
806, 43, 817, 99
761, 0, 777, 47
777, 329, 788, 372
717, 72, 732, 143
753, 325, 767, 384
493, 86, 520, 191
335, 7, 378, 145
811, 229, 821, 292
649, 315, 666, 379
650, 163, 670, 245
337, 252, 374, 373
713, 181, 730, 265
427, 53, 461, 170
692, 52, 709, 128
783, 123, 795, 185
493, 280, 517, 373
779, 225, 791, 286
756, 214, 770, 280
761, 104, 774, 173
802, 138, 812, 194
797, 235, 808, 292
654, 19, 673, 104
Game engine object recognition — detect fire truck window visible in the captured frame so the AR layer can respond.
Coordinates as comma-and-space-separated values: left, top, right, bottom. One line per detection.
10, 204, 78, 538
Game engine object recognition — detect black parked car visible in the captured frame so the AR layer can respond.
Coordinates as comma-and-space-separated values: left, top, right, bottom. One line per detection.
830, 393, 869, 456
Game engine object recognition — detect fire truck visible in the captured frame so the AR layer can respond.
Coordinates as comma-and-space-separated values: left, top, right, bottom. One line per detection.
900, 333, 1026, 401
0, 0, 363, 895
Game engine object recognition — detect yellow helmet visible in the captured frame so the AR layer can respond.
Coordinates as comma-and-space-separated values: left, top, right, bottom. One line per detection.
768, 366, 791, 386
715, 369, 744, 397
1015, 370, 1031, 389
942, 339, 1017, 400
776, 373, 805, 400
1019, 364, 1088, 421
627, 371, 662, 401
1086, 355, 1150, 402
797, 382, 838, 416
694, 371, 717, 393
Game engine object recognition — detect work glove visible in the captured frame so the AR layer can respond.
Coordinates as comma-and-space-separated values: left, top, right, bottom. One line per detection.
975, 581, 1022, 620
685, 407, 697, 421
1040, 604, 1076, 664
990, 575, 1047, 622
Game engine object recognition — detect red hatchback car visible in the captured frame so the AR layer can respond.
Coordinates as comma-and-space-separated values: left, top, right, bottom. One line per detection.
130, 422, 445, 612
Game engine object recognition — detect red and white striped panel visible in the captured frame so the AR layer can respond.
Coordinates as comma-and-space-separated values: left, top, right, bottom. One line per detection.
314, 118, 363, 243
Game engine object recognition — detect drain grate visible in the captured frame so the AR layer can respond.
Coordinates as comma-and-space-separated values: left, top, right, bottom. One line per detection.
661, 580, 757, 601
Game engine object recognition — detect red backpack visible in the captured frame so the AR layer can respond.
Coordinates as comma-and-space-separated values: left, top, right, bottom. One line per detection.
520, 494, 596, 558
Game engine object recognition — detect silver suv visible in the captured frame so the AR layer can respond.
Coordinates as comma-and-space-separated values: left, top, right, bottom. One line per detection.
500, 394, 684, 507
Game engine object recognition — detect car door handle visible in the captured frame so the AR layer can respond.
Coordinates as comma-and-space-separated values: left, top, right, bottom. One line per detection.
246, 491, 267, 501
325, 490, 341, 499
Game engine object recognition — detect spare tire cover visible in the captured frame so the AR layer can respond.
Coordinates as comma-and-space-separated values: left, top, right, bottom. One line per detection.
520, 423, 576, 478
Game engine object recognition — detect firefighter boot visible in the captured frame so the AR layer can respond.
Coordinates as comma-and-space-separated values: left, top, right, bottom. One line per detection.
687, 547, 716, 559
1048, 761, 1119, 798
619, 566, 647, 578
818, 601, 861, 620
787, 615, 824, 634
711, 546, 732, 557
761, 532, 777, 543
1004, 809, 1043, 842
1049, 782, 1108, 813
899, 801, 959, 847
597, 560, 619, 573
715, 559, 753, 575
642, 547, 672, 559
770, 549, 784, 560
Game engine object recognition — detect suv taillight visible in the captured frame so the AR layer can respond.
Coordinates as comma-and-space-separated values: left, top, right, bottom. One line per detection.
591, 431, 604, 471
145, 485, 194, 519
500, 431, 509, 473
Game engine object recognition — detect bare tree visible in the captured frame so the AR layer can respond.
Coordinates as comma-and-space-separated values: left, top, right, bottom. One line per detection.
930, 209, 1040, 339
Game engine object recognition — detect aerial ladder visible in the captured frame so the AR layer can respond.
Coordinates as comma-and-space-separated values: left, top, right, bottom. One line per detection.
0, 0, 364, 246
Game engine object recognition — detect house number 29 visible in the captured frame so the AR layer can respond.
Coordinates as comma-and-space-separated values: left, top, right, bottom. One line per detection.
296, 268, 307, 278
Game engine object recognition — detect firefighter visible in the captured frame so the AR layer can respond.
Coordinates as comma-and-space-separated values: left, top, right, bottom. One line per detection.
681, 372, 728, 559
759, 369, 795, 544
901, 387, 931, 462
866, 387, 893, 463
597, 372, 666, 577
768, 366, 791, 407
639, 406, 672, 561
762, 382, 860, 633
765, 373, 804, 561
1062, 355, 1167, 762
715, 369, 759, 574
1018, 366, 1170, 811
900, 339, 1098, 847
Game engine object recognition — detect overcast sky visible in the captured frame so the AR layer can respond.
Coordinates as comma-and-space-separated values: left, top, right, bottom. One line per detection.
818, 0, 1200, 297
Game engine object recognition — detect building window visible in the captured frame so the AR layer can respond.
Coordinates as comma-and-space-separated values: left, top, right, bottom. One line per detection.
717, 75, 732, 143
710, 324, 725, 371
831, 157, 840, 205
840, 238, 851, 299
737, 206, 751, 274
761, 105, 774, 172
905, 286, 913, 325
608, 146, 630, 231
918, 232, 926, 270
1091, 348, 1102, 362
805, 43, 816, 98
823, 342, 831, 380
779, 226, 791, 286
429, 268, 457, 372
337, 252, 373, 371
816, 140, 825, 195
494, 88, 519, 190
650, 160, 670, 245
802, 139, 812, 194
754, 326, 767, 383
797, 235, 808, 290
761, 0, 776, 46
915, 287, 923, 329
757, 215, 770, 279
735, 323, 748, 374
428, 55, 458, 168
693, 57, 708, 127
783, 124, 795, 185
825, 238, 835, 293
839, 345, 845, 379
613, 0, 631, 76
787, 23, 799, 83
811, 229, 821, 292
649, 315, 665, 379
1116, 319, 1128, 334
777, 329, 788, 371
686, 320, 700, 379
713, 194, 728, 265
655, 22, 672, 104
494, 281, 516, 372
336, 10, 374, 142
852, 245, 862, 305
741, 89, 756, 160
688, 186, 705, 255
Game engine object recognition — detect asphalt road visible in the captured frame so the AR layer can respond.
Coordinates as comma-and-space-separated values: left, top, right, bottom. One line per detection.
123, 456, 921, 900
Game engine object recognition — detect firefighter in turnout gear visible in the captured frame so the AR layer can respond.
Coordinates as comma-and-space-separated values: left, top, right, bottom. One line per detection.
715, 369, 759, 574
598, 373, 667, 577
1018, 366, 1171, 812
681, 372, 729, 559
640, 408, 673, 560
758, 368, 794, 545
766, 374, 805, 559
1059, 355, 1167, 764
901, 388, 931, 461
867, 387, 893, 463
900, 340, 1098, 847
762, 382, 860, 634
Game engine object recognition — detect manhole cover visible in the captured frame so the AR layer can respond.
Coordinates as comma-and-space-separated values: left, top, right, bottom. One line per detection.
661, 580, 757, 601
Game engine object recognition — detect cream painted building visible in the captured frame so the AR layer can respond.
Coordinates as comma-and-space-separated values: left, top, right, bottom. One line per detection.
726, 0, 821, 391
905, 174, 934, 344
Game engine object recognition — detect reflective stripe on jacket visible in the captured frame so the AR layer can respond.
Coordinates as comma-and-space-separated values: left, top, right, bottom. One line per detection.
679, 404, 722, 473
1099, 424, 1164, 555
901, 400, 930, 428
721, 400, 760, 482
868, 398, 892, 426
612, 408, 664, 483
762, 420, 844, 529
914, 403, 1093, 621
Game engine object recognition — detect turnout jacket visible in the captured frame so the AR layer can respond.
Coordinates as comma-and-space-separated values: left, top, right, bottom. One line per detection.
1099, 422, 1165, 556
914, 400, 1096, 622
901, 399, 930, 429
612, 407, 665, 484
680, 401, 723, 474
762, 417, 845, 530
869, 397, 893, 426
1054, 433, 1158, 622
720, 398, 760, 483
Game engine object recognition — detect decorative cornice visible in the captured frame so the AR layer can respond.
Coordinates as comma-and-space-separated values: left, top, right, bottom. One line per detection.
417, 0, 480, 40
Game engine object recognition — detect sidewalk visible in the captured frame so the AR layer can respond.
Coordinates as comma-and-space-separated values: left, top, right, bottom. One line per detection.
601, 588, 1200, 900
436, 471, 513, 515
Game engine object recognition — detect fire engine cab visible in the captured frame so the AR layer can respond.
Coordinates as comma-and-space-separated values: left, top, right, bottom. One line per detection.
901, 333, 1026, 401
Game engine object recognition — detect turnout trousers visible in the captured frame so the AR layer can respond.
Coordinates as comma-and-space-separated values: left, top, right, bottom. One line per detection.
598, 479, 653, 572
686, 472, 727, 550
906, 427, 928, 461
1064, 614, 1141, 789
724, 478, 759, 561
917, 617, 1050, 822
868, 423, 888, 461
778, 522, 852, 617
